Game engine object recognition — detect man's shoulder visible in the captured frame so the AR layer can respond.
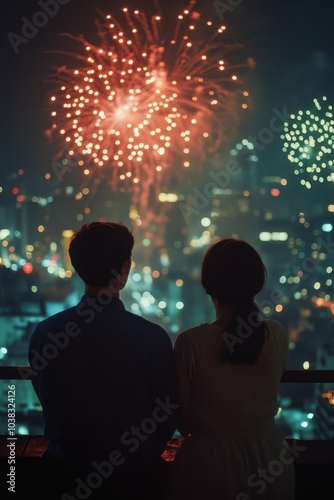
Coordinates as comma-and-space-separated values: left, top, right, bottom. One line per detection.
30, 306, 79, 336
30, 300, 170, 345
119, 310, 173, 352
124, 309, 168, 335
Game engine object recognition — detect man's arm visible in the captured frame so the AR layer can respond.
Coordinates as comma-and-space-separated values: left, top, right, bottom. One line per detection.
148, 328, 179, 452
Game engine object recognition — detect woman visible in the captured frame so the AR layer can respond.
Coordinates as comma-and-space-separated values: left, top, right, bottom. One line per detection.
168, 238, 295, 500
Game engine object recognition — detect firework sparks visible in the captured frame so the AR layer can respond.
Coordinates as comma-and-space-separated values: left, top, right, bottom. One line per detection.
281, 96, 334, 189
47, 2, 248, 209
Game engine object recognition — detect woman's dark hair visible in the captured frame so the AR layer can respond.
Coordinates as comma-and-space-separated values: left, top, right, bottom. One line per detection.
201, 238, 267, 365
69, 221, 134, 286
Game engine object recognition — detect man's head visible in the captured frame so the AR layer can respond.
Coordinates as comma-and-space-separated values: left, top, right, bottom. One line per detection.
69, 221, 134, 289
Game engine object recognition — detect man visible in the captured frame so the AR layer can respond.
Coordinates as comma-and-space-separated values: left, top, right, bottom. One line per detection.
28, 221, 178, 499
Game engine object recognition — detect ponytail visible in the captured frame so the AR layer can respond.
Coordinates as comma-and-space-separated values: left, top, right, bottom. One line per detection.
221, 300, 268, 365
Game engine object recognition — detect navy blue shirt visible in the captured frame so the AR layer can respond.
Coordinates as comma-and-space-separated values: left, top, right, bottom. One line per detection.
28, 295, 178, 475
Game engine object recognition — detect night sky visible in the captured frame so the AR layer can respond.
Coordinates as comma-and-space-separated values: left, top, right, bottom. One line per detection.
2, 0, 333, 192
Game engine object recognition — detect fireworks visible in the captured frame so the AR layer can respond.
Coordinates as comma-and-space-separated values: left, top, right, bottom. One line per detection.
281, 96, 334, 189
46, 2, 248, 209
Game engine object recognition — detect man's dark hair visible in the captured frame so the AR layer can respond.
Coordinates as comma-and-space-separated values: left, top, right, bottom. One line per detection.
69, 221, 134, 286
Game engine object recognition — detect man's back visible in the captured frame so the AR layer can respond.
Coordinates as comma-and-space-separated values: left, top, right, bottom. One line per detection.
29, 294, 178, 477
28, 221, 178, 498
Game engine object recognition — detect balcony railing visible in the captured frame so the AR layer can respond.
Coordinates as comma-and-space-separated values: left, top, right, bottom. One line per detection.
0, 366, 334, 381
0, 366, 333, 499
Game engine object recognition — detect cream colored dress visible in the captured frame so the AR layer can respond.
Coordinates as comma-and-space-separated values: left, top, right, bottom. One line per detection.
168, 319, 295, 500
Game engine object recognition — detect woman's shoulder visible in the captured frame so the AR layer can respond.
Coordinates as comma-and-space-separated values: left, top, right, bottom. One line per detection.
264, 318, 288, 344
264, 318, 287, 332
174, 323, 210, 346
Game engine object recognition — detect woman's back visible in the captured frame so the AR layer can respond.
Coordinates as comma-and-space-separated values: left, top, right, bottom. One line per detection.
174, 318, 288, 438
168, 238, 295, 500
169, 318, 295, 500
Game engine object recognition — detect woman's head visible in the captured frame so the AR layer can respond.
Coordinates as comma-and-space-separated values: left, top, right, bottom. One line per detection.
201, 238, 268, 365
201, 238, 266, 306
